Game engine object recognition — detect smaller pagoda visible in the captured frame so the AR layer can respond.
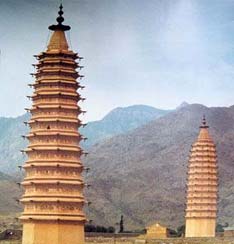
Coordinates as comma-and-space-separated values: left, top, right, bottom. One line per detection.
185, 116, 218, 237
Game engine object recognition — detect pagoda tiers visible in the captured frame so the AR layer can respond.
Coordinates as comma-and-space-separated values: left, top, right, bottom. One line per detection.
185, 117, 218, 237
20, 5, 87, 244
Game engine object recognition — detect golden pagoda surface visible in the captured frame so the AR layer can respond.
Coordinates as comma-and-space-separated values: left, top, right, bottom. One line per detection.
20, 5, 86, 244
185, 117, 218, 237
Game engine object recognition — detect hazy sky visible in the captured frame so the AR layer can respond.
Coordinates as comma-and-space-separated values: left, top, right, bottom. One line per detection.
1, 0, 234, 121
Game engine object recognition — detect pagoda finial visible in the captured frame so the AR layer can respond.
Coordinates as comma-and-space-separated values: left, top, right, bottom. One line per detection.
200, 114, 209, 128
49, 4, 71, 31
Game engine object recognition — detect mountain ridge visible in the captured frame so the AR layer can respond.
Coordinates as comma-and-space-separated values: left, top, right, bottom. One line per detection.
0, 104, 171, 174
82, 104, 171, 147
1, 103, 234, 230
84, 103, 234, 229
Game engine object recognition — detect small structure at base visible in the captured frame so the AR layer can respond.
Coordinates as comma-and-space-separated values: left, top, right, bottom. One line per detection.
223, 227, 234, 237
145, 223, 169, 239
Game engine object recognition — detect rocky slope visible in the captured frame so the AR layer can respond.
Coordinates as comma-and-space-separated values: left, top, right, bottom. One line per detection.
0, 114, 28, 174
84, 104, 234, 229
0, 172, 21, 214
0, 105, 170, 174
1, 103, 234, 231
82, 105, 171, 148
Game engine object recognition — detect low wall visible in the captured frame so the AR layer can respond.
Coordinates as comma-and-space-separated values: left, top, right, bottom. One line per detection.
2, 232, 234, 244
85, 233, 139, 244
144, 237, 234, 244
85, 236, 234, 244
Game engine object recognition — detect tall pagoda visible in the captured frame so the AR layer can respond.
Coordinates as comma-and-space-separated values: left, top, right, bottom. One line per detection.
20, 5, 87, 244
185, 116, 218, 237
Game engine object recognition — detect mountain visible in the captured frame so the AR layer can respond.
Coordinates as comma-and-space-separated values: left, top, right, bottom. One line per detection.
0, 114, 28, 174
81, 105, 171, 147
0, 171, 22, 214
176, 101, 189, 110
0, 105, 170, 174
3, 103, 234, 231
84, 104, 234, 230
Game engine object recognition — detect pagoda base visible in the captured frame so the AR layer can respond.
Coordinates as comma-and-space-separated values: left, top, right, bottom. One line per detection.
22, 221, 84, 244
185, 218, 216, 237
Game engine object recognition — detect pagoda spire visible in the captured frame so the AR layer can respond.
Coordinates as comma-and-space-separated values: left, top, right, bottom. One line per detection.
200, 115, 209, 128
49, 4, 71, 32
197, 115, 212, 141
20, 4, 86, 244
185, 116, 218, 237
47, 4, 71, 52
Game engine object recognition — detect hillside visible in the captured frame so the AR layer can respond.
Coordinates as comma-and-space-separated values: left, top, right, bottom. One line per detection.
0, 105, 170, 174
82, 105, 171, 147
0, 114, 28, 174
0, 172, 21, 214
2, 103, 234, 231
84, 104, 234, 229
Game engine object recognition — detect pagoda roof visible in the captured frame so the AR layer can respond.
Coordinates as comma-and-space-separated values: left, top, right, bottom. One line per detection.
187, 171, 217, 175
37, 58, 77, 65
185, 216, 216, 219
26, 131, 80, 137
187, 201, 216, 205
37, 67, 77, 73
31, 104, 78, 110
21, 179, 84, 186
187, 182, 218, 187
19, 215, 86, 222
25, 159, 82, 164
23, 163, 83, 169
188, 176, 218, 180
33, 70, 79, 77
187, 196, 218, 200
21, 195, 84, 201
36, 76, 77, 83
27, 144, 81, 150
187, 189, 218, 193
186, 209, 217, 213
35, 51, 79, 58
189, 158, 216, 163
32, 82, 78, 88
31, 91, 78, 97
25, 146, 81, 152
20, 197, 84, 203
191, 147, 216, 152
29, 117, 81, 124
189, 164, 217, 168
28, 118, 80, 124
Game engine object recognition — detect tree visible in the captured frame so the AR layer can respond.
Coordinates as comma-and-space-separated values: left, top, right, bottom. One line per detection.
216, 223, 229, 233
177, 225, 185, 237
119, 215, 124, 233
107, 226, 115, 233
85, 224, 96, 232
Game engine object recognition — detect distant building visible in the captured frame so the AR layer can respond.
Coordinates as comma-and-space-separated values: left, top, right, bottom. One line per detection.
185, 116, 218, 237
145, 223, 169, 239
223, 227, 234, 237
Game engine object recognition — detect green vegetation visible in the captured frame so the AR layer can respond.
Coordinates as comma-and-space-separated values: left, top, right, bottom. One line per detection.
176, 225, 185, 237
216, 223, 229, 233
85, 224, 115, 233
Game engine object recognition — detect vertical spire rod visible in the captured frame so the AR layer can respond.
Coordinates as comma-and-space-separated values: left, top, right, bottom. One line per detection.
49, 4, 71, 31
200, 114, 209, 128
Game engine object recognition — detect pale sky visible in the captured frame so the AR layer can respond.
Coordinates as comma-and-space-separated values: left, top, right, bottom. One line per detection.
1, 0, 234, 121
